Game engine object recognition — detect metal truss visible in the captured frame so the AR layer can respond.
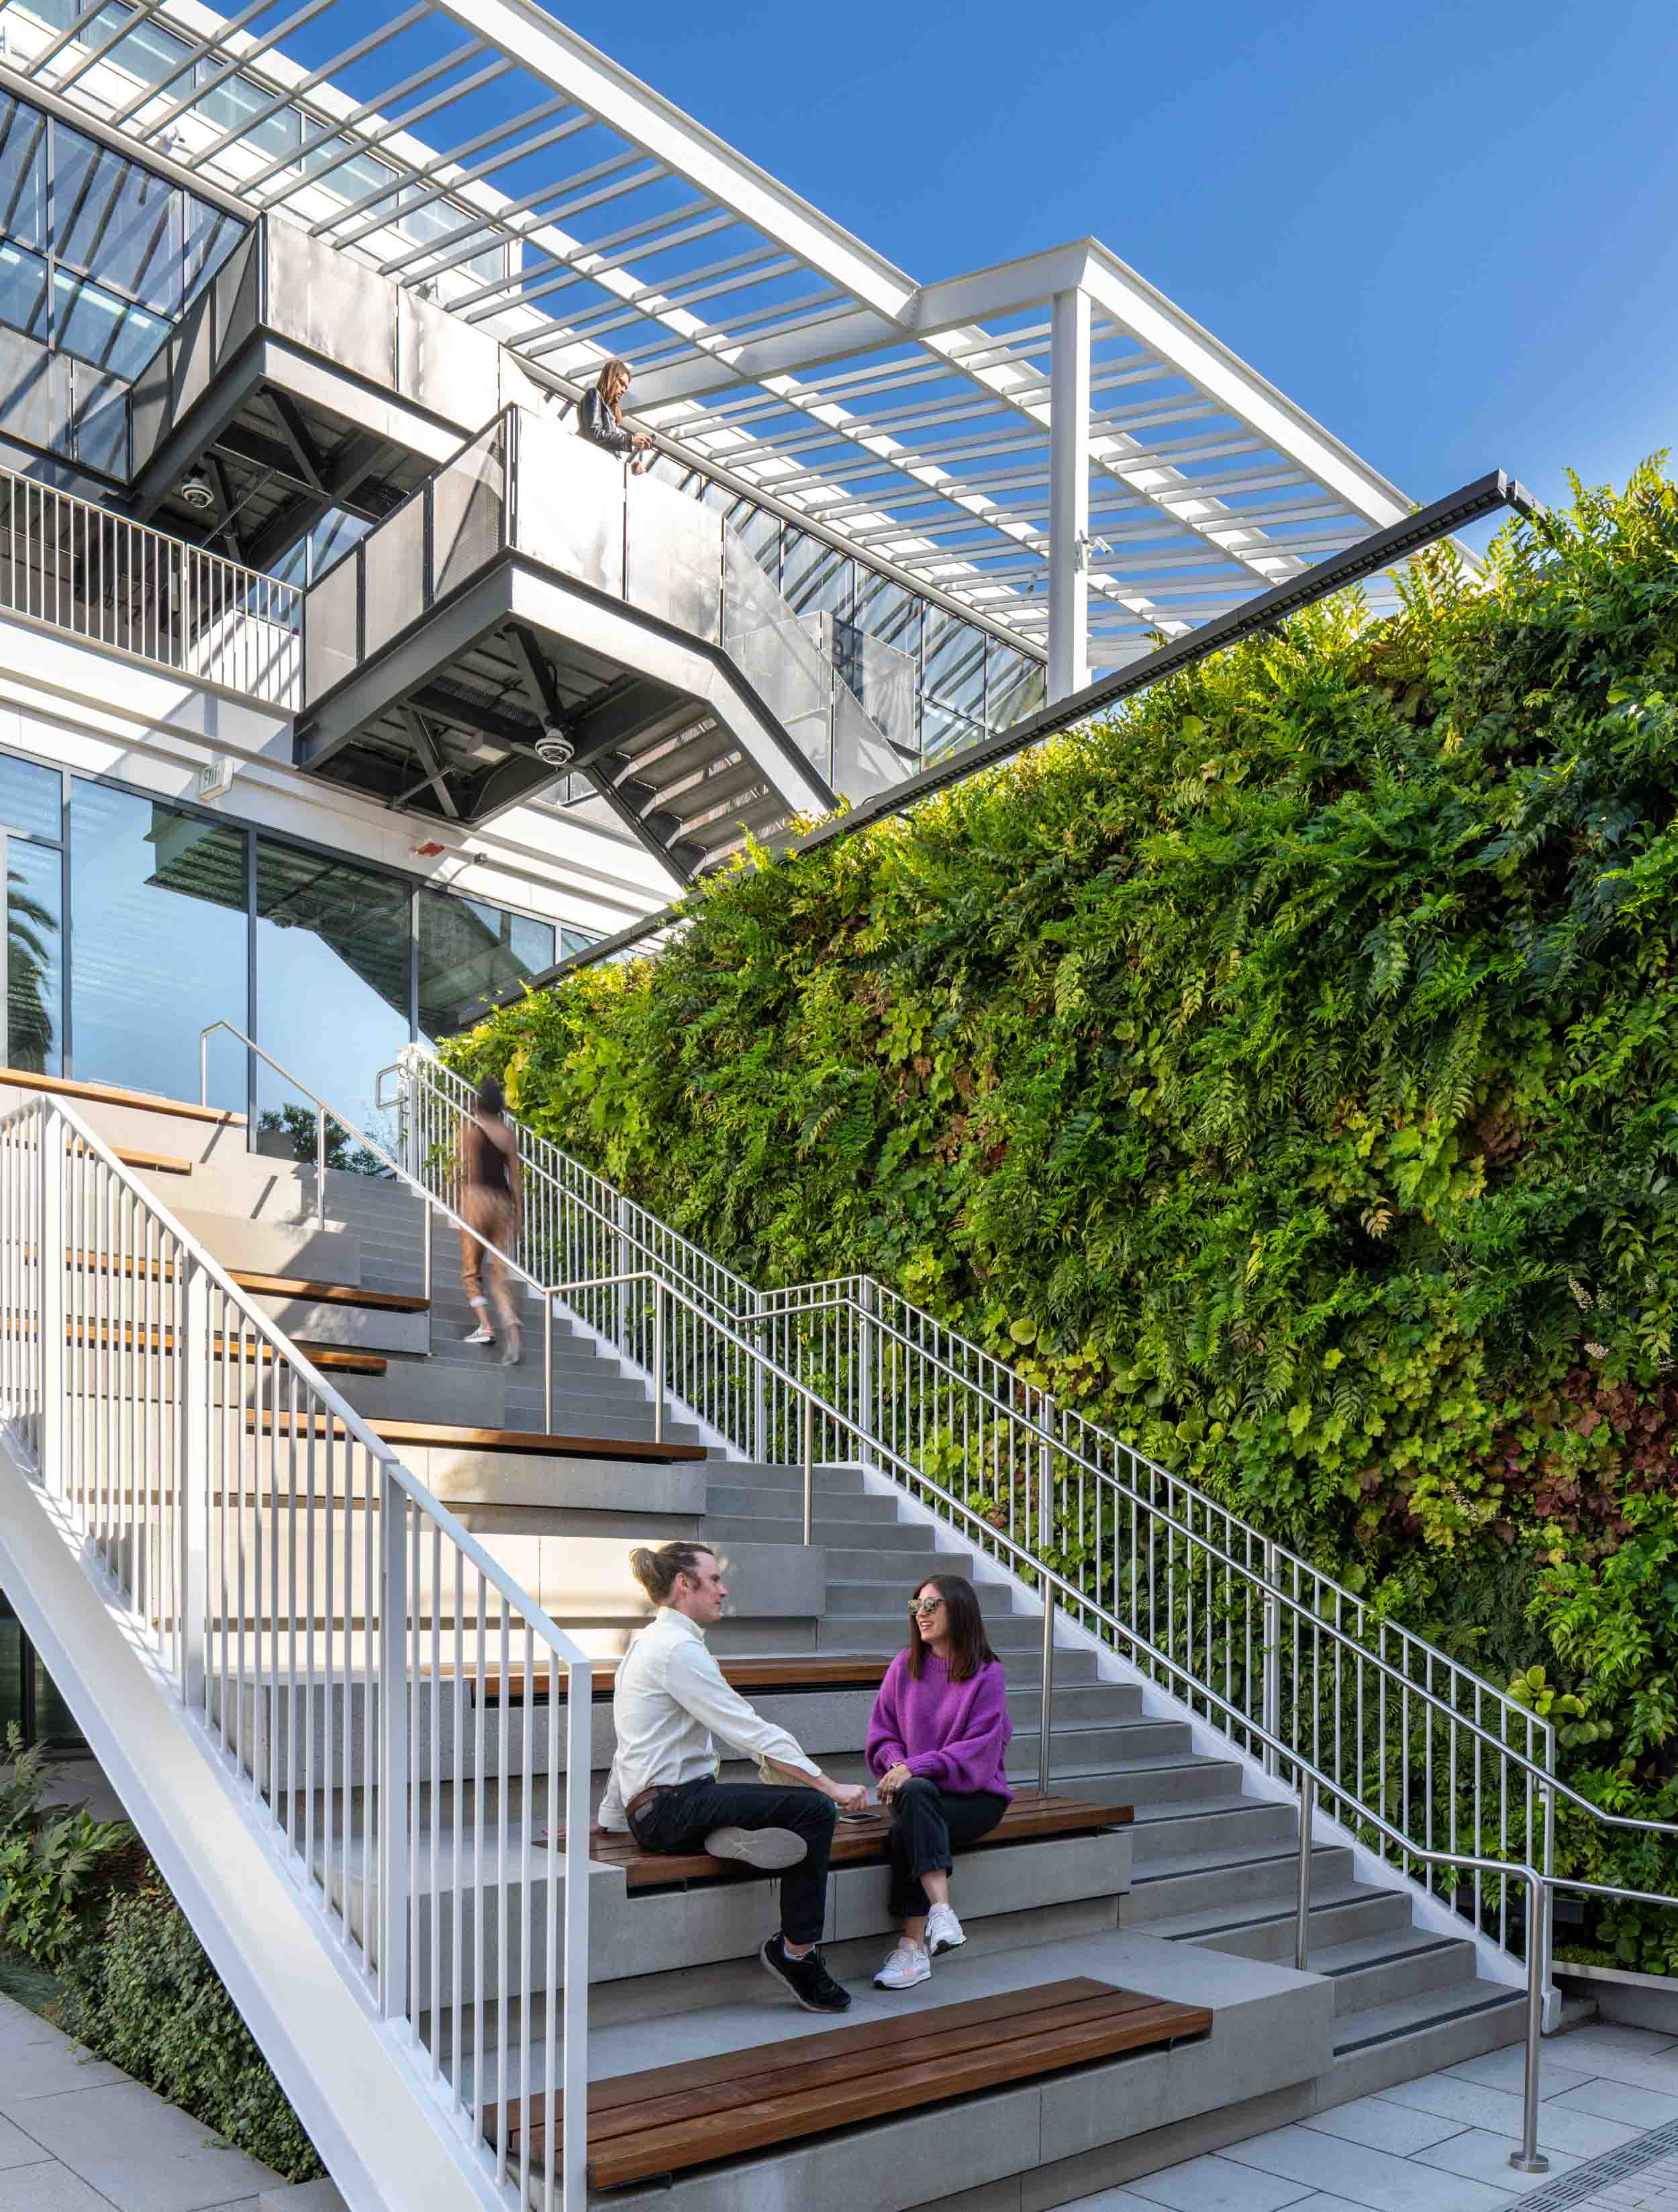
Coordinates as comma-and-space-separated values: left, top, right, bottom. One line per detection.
1, 0, 1419, 675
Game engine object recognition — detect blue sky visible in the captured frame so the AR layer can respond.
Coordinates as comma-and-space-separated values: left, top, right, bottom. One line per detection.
562, 0, 1677, 524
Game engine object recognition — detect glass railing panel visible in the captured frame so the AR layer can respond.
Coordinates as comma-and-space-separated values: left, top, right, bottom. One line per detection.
430, 413, 506, 599
625, 467, 723, 641
509, 410, 625, 595
721, 526, 834, 785
831, 679, 909, 804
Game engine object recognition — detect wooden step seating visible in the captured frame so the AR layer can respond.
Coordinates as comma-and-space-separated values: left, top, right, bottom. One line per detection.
573, 1790, 1132, 1892
487, 1978, 1212, 2188
248, 1410, 700, 1464
61, 1252, 430, 1320
67, 1138, 193, 1176
0, 1067, 244, 1127
4, 1314, 385, 1376
452, 1655, 893, 1706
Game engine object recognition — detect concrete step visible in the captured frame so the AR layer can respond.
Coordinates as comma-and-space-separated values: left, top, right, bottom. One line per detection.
176, 1211, 361, 1282
1310, 1924, 1478, 2016
812, 1608, 1050, 1655
1145, 1876, 1414, 1952
703, 1484, 908, 1524
820, 1545, 977, 1582
399, 1817, 1138, 2011
702, 1514, 935, 1549
699, 1462, 867, 1490
1331, 1974, 1525, 2061
1124, 1796, 1296, 1864
334, 1358, 506, 1427
1124, 1839, 1356, 1923
1325, 1982, 1528, 2111
1007, 1719, 1195, 1773
1004, 1682, 1145, 1726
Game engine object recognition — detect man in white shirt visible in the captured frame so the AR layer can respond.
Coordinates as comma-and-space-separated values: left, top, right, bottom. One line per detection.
601, 1540, 867, 2013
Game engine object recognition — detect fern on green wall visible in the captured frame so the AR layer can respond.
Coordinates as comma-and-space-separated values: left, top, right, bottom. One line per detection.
452, 465, 1678, 1964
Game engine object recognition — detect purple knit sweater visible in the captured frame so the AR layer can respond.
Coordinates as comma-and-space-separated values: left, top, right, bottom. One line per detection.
865, 1649, 1014, 1799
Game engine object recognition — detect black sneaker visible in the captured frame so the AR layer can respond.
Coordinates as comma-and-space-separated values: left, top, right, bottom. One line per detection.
760, 1934, 850, 2013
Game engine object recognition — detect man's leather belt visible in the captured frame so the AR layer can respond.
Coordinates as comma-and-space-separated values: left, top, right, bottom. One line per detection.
625, 1784, 677, 1823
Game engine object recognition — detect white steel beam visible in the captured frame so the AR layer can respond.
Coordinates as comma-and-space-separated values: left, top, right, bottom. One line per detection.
1048, 287, 1090, 703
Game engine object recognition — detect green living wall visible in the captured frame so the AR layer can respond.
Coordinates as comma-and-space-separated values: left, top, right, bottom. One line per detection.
452, 469, 1678, 1964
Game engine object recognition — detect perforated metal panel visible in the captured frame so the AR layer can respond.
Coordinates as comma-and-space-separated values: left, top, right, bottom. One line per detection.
303, 552, 360, 704
431, 419, 505, 602
362, 491, 426, 660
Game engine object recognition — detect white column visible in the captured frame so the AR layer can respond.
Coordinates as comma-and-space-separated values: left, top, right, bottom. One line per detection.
1048, 287, 1091, 704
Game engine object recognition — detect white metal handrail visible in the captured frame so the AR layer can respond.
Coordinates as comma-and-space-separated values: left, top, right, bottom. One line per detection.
0, 465, 301, 707
389, 1045, 1557, 1953
0, 1088, 591, 2211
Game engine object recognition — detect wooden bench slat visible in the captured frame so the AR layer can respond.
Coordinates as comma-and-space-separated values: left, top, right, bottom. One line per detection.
432, 1655, 893, 1703
246, 1410, 701, 1463
583, 1988, 1165, 2146
587, 2002, 1211, 2184
0, 1067, 244, 1126
489, 1979, 1214, 2183
573, 1978, 1118, 2125
553, 1792, 1132, 1890
230, 1271, 431, 1314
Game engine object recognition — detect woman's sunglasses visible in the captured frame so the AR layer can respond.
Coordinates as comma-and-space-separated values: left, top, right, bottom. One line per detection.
909, 1596, 945, 1616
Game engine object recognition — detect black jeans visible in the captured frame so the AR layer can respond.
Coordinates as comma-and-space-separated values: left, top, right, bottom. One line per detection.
628, 1778, 837, 1945
887, 1777, 1009, 1919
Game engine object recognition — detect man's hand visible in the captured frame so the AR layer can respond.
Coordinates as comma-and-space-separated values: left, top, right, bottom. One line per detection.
827, 1780, 869, 1815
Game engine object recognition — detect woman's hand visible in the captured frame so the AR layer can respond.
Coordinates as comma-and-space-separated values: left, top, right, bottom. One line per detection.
877, 1762, 912, 1802
632, 431, 652, 450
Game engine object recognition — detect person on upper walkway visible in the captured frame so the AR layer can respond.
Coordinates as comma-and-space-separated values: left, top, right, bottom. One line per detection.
598, 1540, 867, 2013
458, 1075, 521, 1365
577, 356, 652, 472
865, 1572, 1012, 1990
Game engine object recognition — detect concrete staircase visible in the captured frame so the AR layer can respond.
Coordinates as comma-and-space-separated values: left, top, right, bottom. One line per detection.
0, 1069, 1532, 2212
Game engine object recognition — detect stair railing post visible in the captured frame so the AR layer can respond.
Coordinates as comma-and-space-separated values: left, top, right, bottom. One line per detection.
1262, 1538, 1281, 1780
652, 1280, 666, 1445
1293, 1770, 1314, 1971
614, 1194, 631, 1355
1038, 1392, 1056, 1555
179, 1255, 209, 1713
315, 1105, 326, 1229
1037, 1581, 1054, 1797
856, 1279, 875, 1468
378, 1463, 411, 2024
1510, 1876, 1550, 2174
561, 1653, 593, 2212
544, 1292, 554, 1434
801, 1392, 814, 1547
750, 1292, 767, 1463
39, 1104, 64, 1490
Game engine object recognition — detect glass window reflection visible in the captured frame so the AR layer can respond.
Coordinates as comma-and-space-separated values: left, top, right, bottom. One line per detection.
7, 836, 61, 1075
254, 838, 409, 1155
0, 751, 62, 842
70, 782, 248, 1108
418, 887, 554, 1040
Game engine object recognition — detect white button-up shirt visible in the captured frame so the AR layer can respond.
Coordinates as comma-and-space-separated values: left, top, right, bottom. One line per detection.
597, 1606, 820, 1830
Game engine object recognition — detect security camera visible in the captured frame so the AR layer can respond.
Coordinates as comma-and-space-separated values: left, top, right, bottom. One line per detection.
535, 722, 575, 767
179, 473, 215, 510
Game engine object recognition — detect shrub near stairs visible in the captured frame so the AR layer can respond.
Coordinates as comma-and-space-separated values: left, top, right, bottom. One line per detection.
450, 466, 1678, 1959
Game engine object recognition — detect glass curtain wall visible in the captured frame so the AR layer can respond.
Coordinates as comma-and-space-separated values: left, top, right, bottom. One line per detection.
68, 780, 246, 1107
0, 749, 63, 1075
0, 83, 244, 475
9, 752, 562, 1140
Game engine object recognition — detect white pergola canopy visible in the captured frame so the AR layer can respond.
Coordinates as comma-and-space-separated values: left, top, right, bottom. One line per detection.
0, 0, 1418, 691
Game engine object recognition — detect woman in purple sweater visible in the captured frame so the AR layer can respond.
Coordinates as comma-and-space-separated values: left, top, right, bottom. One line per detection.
865, 1572, 1011, 1990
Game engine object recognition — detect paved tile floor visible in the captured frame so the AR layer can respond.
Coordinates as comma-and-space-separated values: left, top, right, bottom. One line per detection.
1069, 2023, 1678, 2212
0, 1990, 283, 2212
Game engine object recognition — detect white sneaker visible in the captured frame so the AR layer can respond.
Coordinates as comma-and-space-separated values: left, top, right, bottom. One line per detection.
925, 1903, 965, 1956
704, 1825, 807, 1871
873, 1942, 931, 1990
462, 1324, 494, 1346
